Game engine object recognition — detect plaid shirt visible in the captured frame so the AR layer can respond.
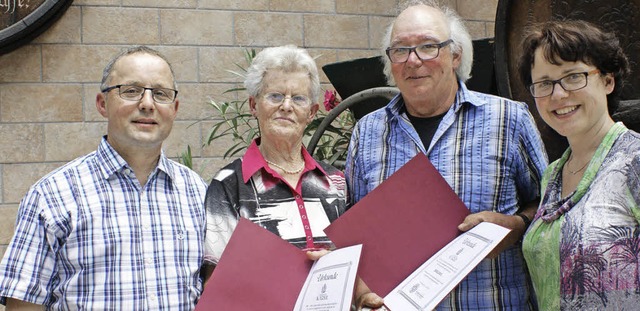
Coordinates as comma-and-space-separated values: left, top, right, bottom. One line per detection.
345, 82, 548, 310
0, 137, 207, 310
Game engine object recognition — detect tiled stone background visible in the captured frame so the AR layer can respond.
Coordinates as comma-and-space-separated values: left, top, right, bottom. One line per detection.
0, 0, 498, 305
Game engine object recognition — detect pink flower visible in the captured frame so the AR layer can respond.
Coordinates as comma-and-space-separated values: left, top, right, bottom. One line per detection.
323, 90, 341, 111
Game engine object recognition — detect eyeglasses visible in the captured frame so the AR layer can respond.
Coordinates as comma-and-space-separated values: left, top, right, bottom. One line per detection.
101, 84, 178, 104
385, 39, 453, 63
528, 69, 601, 98
263, 92, 311, 107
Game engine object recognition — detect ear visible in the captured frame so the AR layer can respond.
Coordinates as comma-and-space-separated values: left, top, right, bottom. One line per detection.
171, 99, 180, 120
451, 49, 462, 70
249, 96, 258, 117
96, 93, 108, 118
307, 103, 319, 122
604, 73, 615, 95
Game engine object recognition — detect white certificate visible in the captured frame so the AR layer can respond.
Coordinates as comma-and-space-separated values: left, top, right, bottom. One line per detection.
384, 222, 510, 310
295, 244, 362, 311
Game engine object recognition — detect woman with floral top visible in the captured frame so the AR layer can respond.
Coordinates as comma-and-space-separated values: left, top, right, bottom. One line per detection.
517, 20, 640, 310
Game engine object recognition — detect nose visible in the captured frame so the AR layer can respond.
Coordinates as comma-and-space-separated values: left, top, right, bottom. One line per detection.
138, 89, 155, 109
549, 81, 569, 100
279, 96, 294, 110
405, 49, 423, 66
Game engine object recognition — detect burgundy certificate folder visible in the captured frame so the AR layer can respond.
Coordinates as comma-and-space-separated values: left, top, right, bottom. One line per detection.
196, 217, 312, 311
324, 153, 470, 296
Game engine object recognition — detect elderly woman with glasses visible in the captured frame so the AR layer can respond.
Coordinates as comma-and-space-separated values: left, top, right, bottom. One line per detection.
201, 45, 347, 281
518, 20, 640, 309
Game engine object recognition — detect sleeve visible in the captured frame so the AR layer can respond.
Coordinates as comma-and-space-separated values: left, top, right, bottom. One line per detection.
344, 122, 365, 208
514, 106, 549, 205
627, 154, 640, 223
202, 169, 241, 267
0, 188, 59, 306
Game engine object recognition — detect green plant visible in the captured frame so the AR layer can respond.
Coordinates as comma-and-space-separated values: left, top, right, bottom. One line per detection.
205, 90, 258, 159
179, 48, 355, 168
303, 90, 354, 165
203, 49, 258, 159
179, 145, 193, 169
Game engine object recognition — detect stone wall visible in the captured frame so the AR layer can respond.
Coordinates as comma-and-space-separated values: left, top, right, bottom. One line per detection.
0, 0, 498, 306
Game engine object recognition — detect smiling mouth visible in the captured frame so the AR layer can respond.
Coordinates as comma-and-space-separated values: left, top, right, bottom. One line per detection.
406, 75, 427, 80
275, 116, 294, 122
554, 106, 578, 115
133, 120, 157, 125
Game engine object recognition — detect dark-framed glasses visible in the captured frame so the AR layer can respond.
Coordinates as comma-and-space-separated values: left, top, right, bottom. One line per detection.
528, 69, 600, 98
263, 92, 311, 107
386, 39, 453, 63
101, 84, 178, 104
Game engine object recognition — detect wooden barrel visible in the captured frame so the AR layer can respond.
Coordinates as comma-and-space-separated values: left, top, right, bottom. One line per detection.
495, 0, 640, 161
0, 0, 74, 55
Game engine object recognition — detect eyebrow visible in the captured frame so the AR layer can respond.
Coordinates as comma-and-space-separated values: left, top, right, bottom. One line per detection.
533, 67, 588, 82
389, 35, 440, 47
120, 81, 172, 89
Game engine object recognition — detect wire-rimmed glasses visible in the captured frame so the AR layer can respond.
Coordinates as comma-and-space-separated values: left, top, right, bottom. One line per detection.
262, 92, 312, 107
101, 84, 178, 104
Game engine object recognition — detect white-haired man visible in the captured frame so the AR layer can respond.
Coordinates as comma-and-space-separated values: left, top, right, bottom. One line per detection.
345, 1, 548, 309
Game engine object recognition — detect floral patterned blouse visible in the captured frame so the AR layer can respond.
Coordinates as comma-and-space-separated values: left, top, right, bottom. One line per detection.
523, 122, 640, 310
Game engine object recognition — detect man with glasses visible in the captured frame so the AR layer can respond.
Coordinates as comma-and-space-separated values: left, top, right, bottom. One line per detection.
0, 46, 207, 310
345, 1, 548, 310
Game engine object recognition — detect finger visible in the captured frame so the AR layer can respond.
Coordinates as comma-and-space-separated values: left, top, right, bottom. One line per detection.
458, 214, 483, 231
357, 292, 384, 309
305, 249, 330, 261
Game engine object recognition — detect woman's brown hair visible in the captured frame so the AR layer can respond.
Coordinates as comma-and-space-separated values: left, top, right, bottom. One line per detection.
518, 20, 630, 113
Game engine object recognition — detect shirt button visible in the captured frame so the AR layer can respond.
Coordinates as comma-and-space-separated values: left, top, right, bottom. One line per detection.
123, 168, 131, 175
145, 258, 153, 265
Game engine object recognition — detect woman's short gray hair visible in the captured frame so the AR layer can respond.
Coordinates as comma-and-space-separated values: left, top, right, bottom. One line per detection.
381, 0, 473, 85
244, 45, 321, 103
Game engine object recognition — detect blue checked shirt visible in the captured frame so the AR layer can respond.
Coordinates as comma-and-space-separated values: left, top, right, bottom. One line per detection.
0, 137, 207, 310
345, 82, 548, 310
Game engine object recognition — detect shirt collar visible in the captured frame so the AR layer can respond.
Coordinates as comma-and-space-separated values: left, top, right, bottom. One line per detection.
95, 136, 174, 181
241, 138, 327, 183
453, 81, 485, 110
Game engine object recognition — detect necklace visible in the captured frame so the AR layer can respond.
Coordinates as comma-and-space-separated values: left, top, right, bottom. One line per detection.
265, 159, 305, 175
566, 153, 589, 175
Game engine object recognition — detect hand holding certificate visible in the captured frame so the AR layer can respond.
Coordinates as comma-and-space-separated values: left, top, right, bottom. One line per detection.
384, 222, 509, 310
197, 218, 362, 311
324, 153, 472, 297
294, 244, 361, 310
324, 153, 510, 310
